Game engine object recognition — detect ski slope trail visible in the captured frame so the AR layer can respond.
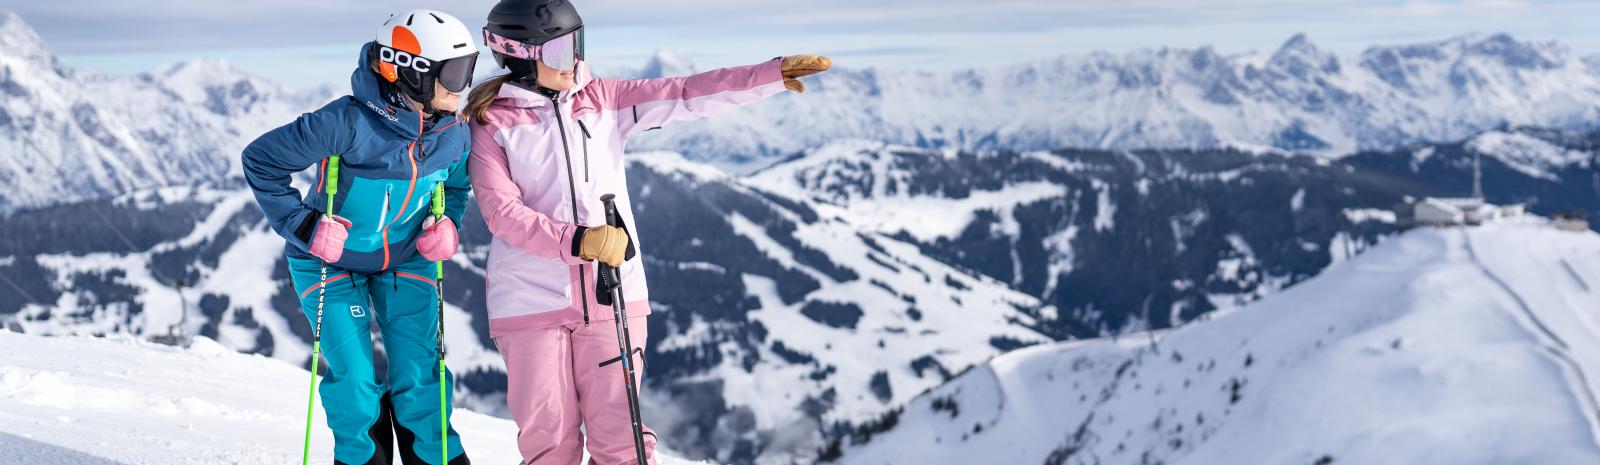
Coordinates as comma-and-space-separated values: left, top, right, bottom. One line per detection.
833, 220, 1600, 465
0, 331, 711, 464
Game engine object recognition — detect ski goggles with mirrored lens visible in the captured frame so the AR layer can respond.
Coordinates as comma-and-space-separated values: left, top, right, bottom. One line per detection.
484, 28, 584, 71
373, 43, 479, 93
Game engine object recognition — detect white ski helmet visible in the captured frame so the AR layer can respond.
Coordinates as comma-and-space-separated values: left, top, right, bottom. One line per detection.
372, 9, 479, 112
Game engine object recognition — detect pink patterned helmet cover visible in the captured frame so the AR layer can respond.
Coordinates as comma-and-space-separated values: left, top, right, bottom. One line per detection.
484, 29, 539, 61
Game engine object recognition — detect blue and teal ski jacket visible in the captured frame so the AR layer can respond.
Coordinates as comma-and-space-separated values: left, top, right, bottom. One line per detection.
242, 43, 471, 274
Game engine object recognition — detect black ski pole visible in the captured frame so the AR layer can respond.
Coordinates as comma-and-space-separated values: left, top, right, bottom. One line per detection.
598, 193, 648, 465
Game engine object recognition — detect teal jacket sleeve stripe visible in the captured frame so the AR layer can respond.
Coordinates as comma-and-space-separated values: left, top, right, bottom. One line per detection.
240, 99, 354, 253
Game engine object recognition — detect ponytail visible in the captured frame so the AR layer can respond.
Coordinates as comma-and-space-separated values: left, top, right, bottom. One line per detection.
465, 74, 514, 125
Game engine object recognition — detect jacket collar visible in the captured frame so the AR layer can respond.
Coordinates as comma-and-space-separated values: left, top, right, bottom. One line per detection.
491, 61, 595, 110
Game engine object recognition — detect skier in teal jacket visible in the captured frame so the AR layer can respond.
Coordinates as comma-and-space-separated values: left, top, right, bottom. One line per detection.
240, 9, 477, 465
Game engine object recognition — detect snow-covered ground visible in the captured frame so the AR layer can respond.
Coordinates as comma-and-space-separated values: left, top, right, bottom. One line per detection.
833, 219, 1600, 464
0, 331, 709, 465
748, 140, 1072, 243
630, 151, 1053, 446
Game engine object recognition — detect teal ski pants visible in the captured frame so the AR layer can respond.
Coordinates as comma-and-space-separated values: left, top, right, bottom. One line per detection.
288, 255, 466, 464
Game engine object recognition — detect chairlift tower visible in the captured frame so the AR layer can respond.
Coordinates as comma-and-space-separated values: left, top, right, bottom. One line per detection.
1473, 149, 1483, 200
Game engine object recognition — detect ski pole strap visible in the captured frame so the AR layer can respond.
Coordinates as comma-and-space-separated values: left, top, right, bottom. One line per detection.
324, 155, 341, 213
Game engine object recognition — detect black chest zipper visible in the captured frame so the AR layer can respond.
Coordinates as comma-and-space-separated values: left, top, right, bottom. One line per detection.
547, 96, 592, 327
576, 119, 593, 182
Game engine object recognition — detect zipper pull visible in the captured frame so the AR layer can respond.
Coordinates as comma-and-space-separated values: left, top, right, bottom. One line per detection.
378, 185, 392, 231
576, 120, 592, 139
578, 120, 592, 183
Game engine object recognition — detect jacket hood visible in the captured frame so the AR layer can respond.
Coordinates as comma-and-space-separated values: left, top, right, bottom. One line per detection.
352, 42, 459, 138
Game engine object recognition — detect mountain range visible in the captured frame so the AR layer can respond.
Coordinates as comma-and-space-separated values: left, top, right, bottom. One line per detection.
6, 8, 1600, 465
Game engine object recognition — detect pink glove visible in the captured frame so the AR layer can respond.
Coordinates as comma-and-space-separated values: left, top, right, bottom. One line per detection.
418, 216, 459, 262
309, 214, 352, 263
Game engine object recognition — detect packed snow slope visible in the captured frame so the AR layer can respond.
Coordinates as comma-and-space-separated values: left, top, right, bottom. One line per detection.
0, 330, 712, 465
829, 219, 1600, 465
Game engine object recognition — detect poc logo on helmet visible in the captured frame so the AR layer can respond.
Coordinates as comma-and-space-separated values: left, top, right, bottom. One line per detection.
378, 46, 433, 73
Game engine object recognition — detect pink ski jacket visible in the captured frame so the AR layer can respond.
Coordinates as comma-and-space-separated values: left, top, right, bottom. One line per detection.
469, 58, 788, 336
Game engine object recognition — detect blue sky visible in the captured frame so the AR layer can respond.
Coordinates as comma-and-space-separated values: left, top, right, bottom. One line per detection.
11, 0, 1600, 89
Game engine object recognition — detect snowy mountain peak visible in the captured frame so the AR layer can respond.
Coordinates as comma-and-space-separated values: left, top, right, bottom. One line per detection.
1267, 32, 1339, 75
153, 57, 250, 80
1273, 32, 1318, 57
148, 58, 280, 109
1280, 32, 1312, 48
0, 11, 331, 212
1360, 33, 1571, 79
0, 10, 58, 68
1462, 32, 1567, 69
640, 49, 697, 79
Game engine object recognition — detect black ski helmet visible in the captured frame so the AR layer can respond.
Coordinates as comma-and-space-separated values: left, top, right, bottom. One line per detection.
484, 0, 583, 80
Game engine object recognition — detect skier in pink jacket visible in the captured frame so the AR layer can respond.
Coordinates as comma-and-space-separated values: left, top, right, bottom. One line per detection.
463, 1, 831, 463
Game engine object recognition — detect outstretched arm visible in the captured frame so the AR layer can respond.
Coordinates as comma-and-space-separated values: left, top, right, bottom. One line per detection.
597, 55, 831, 137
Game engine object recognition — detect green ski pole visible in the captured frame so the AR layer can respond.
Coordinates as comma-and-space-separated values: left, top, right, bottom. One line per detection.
432, 181, 449, 465
304, 155, 339, 465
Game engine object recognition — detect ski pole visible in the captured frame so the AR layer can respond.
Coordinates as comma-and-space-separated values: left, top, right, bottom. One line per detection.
597, 193, 649, 465
304, 155, 340, 465
432, 181, 450, 465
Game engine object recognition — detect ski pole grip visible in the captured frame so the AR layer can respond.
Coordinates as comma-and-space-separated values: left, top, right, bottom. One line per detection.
600, 193, 620, 227
598, 194, 622, 288
431, 181, 446, 219
325, 155, 341, 213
